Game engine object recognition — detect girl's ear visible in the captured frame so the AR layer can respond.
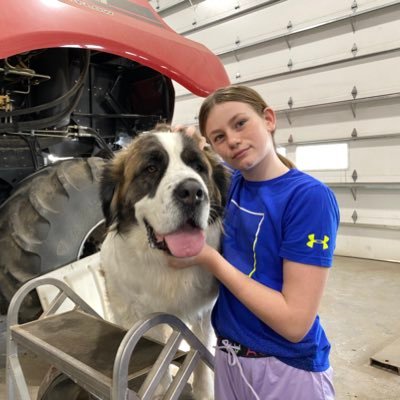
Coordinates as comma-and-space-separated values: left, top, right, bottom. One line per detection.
263, 107, 276, 133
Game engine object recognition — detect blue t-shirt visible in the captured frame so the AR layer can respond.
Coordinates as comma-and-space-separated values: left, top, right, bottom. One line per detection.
211, 168, 340, 372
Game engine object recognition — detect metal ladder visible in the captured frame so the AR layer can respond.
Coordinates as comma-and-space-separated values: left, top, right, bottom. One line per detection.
6, 277, 215, 400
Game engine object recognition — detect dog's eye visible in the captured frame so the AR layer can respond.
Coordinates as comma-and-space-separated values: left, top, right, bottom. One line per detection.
146, 165, 158, 173
192, 162, 206, 174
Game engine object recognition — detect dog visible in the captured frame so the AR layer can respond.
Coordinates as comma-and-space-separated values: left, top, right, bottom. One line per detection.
99, 125, 230, 399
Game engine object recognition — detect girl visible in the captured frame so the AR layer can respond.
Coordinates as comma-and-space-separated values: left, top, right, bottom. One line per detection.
169, 85, 339, 400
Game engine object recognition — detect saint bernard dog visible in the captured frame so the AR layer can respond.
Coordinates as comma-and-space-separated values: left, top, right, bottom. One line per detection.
99, 125, 230, 399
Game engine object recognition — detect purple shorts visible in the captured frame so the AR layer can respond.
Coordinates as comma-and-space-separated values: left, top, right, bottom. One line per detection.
214, 347, 335, 400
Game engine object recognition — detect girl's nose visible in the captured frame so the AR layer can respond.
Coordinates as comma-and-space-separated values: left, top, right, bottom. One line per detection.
226, 131, 241, 148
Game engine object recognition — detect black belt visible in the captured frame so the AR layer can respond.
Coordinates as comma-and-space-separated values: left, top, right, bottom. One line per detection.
217, 337, 271, 358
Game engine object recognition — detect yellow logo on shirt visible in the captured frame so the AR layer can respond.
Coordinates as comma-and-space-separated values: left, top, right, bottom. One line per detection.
306, 234, 329, 250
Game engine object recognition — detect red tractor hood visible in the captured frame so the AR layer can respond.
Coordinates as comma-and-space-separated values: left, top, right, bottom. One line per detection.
0, 0, 229, 97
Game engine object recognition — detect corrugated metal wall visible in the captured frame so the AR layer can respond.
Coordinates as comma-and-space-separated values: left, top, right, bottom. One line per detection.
150, 0, 400, 262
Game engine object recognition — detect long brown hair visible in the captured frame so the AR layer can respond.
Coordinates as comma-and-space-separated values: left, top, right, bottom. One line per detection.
198, 85, 295, 169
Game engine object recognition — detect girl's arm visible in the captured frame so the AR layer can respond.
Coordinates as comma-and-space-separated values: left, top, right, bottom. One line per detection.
168, 244, 329, 343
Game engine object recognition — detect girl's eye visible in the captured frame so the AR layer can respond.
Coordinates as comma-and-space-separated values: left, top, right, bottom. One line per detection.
236, 119, 246, 129
213, 134, 224, 143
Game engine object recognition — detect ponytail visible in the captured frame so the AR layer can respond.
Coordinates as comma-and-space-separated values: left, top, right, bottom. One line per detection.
277, 153, 296, 169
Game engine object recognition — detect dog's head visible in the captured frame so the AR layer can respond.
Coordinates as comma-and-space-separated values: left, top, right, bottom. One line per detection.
100, 126, 230, 257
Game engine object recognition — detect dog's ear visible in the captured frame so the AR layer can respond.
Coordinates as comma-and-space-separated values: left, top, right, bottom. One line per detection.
212, 161, 231, 208
204, 147, 232, 209
100, 156, 124, 228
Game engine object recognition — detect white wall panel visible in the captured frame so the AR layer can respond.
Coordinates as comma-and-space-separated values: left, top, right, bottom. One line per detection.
173, 2, 400, 96
151, 0, 400, 261
354, 7, 400, 49
183, 0, 352, 52
221, 16, 400, 85
175, 51, 400, 124
336, 225, 400, 261
173, 95, 204, 125
148, 0, 182, 11
241, 54, 400, 110
349, 138, 400, 181
276, 98, 400, 144
356, 0, 400, 11
173, 81, 191, 97
336, 190, 400, 225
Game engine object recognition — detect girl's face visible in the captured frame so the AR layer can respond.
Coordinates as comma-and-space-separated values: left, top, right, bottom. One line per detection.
204, 101, 279, 181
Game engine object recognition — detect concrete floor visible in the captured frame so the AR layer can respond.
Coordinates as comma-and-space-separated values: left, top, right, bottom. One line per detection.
1, 255, 399, 399
319, 256, 400, 400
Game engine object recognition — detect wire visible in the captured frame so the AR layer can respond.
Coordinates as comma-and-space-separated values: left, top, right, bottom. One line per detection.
0, 50, 90, 120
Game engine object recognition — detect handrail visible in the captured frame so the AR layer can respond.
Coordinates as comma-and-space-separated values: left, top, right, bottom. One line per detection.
7, 276, 101, 327
112, 312, 214, 400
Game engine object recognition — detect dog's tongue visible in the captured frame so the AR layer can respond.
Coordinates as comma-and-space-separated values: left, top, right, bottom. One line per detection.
164, 226, 205, 258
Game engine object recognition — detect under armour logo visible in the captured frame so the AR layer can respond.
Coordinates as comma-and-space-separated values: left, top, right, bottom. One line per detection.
306, 234, 329, 250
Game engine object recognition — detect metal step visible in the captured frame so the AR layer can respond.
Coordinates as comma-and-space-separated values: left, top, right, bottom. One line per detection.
6, 277, 214, 400
11, 310, 186, 398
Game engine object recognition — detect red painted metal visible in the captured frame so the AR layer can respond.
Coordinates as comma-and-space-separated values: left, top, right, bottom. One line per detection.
0, 0, 230, 96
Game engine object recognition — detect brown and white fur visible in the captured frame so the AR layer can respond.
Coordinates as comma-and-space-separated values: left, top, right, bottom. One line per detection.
99, 126, 230, 399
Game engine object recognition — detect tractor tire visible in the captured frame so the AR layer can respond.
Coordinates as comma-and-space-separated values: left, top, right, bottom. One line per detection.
37, 365, 146, 400
37, 366, 96, 400
0, 157, 107, 321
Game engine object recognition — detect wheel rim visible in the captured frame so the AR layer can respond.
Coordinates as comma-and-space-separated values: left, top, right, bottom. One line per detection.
77, 219, 106, 260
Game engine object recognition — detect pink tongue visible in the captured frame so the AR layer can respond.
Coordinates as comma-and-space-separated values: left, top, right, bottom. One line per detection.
164, 226, 205, 258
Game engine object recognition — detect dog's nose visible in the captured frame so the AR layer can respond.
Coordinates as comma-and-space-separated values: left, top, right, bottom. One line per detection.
174, 179, 205, 206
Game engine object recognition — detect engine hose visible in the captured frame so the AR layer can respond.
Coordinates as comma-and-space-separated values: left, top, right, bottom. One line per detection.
0, 50, 90, 119
0, 85, 85, 133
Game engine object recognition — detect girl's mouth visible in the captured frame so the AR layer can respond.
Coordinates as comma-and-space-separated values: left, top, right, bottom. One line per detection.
232, 147, 250, 160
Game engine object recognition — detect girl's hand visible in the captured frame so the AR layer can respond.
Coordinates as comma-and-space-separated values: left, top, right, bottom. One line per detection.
166, 243, 216, 270
172, 124, 208, 150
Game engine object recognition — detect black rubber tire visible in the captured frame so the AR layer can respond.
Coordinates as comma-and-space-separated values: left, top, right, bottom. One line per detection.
37, 366, 95, 400
0, 157, 106, 321
37, 365, 147, 400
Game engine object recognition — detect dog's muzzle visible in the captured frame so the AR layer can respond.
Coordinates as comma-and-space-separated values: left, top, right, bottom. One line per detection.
173, 178, 206, 208
144, 178, 208, 258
